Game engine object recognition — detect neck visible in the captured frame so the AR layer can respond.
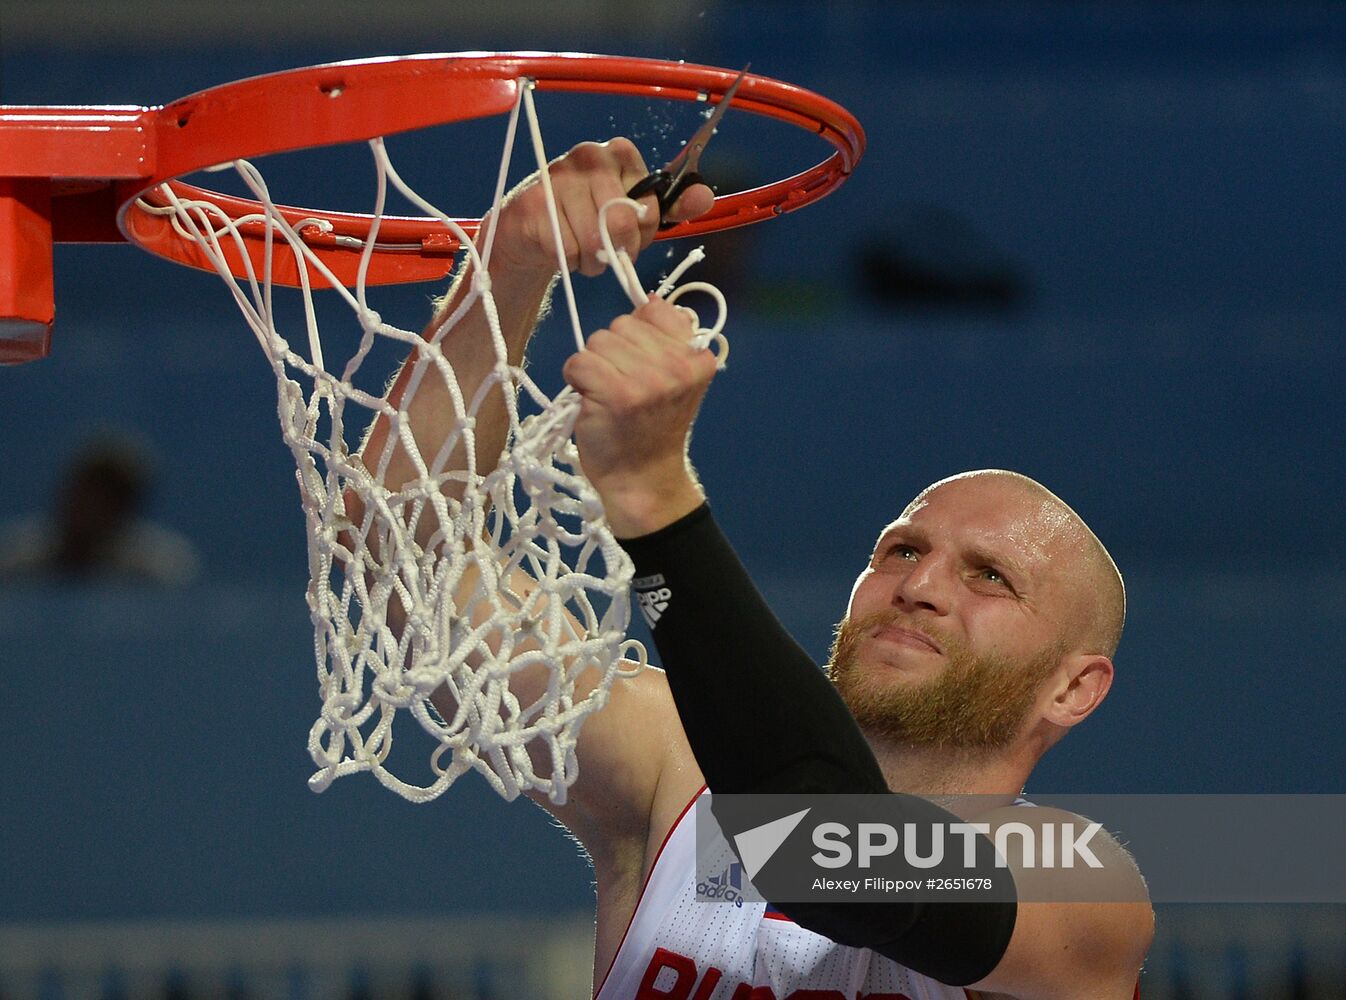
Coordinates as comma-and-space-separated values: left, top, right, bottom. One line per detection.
864, 733, 1031, 803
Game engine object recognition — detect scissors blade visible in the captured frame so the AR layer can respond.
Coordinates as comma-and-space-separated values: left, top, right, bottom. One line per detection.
663, 64, 750, 181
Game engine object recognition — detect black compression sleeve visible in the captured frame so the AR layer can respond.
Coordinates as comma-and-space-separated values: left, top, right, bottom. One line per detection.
620, 502, 886, 796
619, 503, 1016, 986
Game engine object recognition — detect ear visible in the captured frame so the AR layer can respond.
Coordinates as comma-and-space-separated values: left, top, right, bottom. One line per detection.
1042, 653, 1114, 729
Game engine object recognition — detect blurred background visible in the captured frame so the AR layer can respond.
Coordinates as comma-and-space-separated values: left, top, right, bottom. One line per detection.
2, 1, 1344, 997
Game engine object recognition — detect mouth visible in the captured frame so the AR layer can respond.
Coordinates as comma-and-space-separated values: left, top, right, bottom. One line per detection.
870, 623, 943, 655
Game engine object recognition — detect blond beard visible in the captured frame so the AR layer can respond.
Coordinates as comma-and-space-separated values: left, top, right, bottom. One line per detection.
826, 609, 1060, 751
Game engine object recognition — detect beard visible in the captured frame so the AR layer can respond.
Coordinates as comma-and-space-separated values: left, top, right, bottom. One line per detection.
826, 609, 1060, 751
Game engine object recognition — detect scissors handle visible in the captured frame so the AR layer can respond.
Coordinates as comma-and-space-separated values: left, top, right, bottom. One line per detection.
626, 169, 705, 230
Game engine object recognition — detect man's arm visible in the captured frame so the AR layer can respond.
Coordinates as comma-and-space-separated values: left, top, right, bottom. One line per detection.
968, 806, 1153, 1000
361, 138, 684, 514
355, 138, 712, 861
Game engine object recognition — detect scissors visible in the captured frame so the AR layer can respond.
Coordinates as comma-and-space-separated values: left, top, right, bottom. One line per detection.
626, 65, 750, 228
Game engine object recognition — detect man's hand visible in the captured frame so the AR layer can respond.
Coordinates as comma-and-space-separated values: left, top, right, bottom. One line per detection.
563, 296, 720, 538
367, 136, 713, 505
482, 137, 714, 279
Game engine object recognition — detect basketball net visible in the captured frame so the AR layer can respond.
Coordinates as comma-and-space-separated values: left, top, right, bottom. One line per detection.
138, 81, 728, 804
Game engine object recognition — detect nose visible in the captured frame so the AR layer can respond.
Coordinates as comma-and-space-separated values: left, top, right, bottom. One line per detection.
892, 554, 950, 616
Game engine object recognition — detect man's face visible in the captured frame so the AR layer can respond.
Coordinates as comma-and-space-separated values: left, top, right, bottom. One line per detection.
828, 475, 1077, 750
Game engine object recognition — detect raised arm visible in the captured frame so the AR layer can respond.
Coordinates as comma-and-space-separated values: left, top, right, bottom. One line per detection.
361, 138, 700, 504
353, 138, 713, 859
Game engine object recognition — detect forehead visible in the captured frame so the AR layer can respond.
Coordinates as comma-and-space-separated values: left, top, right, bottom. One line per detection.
880, 478, 1076, 571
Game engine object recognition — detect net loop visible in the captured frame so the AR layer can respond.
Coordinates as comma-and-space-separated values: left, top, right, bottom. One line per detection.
595, 199, 729, 367
147, 78, 727, 805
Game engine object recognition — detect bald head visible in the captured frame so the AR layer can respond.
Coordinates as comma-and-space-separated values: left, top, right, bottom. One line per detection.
904, 470, 1126, 658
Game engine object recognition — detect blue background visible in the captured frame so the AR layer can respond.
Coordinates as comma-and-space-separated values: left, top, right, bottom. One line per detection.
2, 2, 1343, 927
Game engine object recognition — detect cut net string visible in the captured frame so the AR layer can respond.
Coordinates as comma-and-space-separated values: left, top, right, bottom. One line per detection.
139, 79, 727, 804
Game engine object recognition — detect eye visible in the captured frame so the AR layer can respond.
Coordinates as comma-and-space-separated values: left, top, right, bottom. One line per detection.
976, 566, 1012, 590
881, 543, 919, 565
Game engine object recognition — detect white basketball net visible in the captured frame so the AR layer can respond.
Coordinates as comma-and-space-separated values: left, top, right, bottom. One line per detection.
137, 81, 728, 804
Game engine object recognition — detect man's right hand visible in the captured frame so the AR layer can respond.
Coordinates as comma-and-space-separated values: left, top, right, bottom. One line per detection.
480, 137, 714, 280
369, 135, 713, 519
563, 295, 719, 538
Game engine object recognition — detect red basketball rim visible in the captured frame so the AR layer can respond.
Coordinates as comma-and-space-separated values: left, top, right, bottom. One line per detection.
119, 52, 866, 287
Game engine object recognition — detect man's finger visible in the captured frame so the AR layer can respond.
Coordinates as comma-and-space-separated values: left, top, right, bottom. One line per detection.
563, 343, 623, 399
596, 137, 659, 258
587, 321, 667, 377
596, 180, 652, 265
634, 296, 698, 342
631, 192, 662, 252
663, 182, 716, 224
604, 136, 651, 185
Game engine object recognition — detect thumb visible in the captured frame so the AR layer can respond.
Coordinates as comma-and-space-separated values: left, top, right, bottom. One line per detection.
664, 182, 716, 224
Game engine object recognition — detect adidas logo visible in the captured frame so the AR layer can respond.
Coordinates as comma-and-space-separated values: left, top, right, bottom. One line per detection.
693, 807, 811, 909
634, 574, 671, 628
709, 863, 743, 890
696, 863, 746, 907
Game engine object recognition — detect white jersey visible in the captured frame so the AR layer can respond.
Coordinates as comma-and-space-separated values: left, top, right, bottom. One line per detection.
596, 791, 971, 1000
